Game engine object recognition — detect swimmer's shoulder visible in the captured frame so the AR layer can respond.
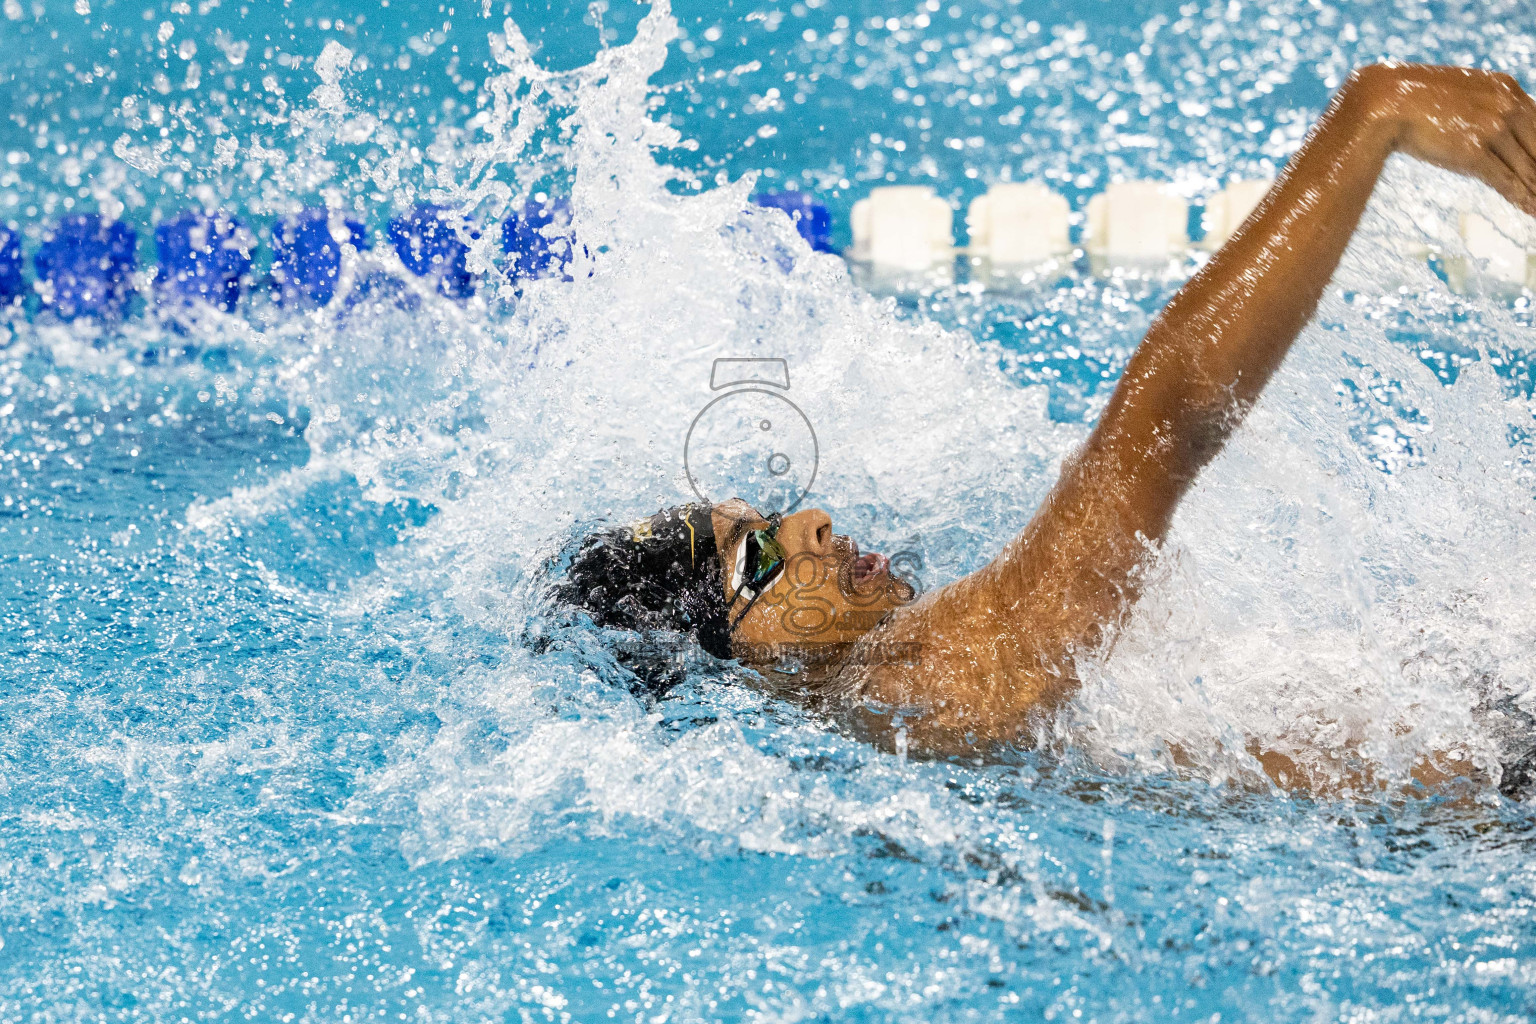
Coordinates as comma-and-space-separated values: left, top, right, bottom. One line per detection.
829, 568, 1081, 756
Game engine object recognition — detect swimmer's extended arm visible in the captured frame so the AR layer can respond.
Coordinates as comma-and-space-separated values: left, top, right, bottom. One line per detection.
842, 65, 1536, 753
1004, 65, 1536, 643
1060, 64, 1536, 550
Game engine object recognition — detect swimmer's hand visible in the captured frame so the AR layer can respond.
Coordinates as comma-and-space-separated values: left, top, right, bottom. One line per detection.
1353, 62, 1536, 216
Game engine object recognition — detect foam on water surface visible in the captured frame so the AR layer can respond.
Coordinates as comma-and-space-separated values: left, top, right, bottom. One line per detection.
1, 0, 1535, 1020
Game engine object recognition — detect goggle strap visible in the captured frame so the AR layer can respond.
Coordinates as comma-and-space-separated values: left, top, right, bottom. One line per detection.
729, 584, 769, 631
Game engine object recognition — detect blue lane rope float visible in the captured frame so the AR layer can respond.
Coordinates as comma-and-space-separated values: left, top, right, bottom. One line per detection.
271, 208, 368, 308
345, 269, 420, 313
2, 187, 839, 324
750, 191, 834, 253
34, 214, 138, 321
501, 196, 576, 282
0, 226, 23, 306
154, 210, 253, 312
387, 203, 476, 299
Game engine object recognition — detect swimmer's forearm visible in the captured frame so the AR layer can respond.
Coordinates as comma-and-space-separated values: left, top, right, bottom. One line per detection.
1159, 73, 1395, 402
1093, 72, 1398, 520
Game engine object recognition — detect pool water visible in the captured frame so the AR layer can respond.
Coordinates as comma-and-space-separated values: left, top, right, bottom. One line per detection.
2, 0, 1536, 1020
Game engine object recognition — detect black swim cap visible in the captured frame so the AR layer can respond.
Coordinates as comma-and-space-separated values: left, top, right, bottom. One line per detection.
555, 503, 732, 660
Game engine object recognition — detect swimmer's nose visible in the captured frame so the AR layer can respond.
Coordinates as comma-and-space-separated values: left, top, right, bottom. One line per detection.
782, 507, 834, 557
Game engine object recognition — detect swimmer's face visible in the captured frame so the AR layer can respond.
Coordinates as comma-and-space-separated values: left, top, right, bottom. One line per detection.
711, 498, 915, 658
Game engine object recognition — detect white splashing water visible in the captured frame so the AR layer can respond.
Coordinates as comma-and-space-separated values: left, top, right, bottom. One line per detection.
169, 0, 1536, 869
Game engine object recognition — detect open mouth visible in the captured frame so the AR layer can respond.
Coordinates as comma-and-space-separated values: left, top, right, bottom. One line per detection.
839, 536, 917, 603
833, 535, 915, 603
851, 549, 890, 588
841, 537, 890, 591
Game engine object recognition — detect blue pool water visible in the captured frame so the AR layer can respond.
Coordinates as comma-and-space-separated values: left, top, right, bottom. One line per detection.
3, 0, 1536, 1020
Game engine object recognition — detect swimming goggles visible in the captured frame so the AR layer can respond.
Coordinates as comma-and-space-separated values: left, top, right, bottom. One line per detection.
728, 513, 786, 628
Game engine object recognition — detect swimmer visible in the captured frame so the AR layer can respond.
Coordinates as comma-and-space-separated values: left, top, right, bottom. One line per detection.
559, 64, 1536, 780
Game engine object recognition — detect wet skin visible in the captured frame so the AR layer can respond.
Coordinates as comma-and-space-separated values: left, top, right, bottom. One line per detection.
710, 498, 913, 661
713, 64, 1536, 782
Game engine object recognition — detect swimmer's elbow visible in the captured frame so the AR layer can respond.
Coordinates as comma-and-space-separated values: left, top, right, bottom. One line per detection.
1168, 396, 1246, 483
